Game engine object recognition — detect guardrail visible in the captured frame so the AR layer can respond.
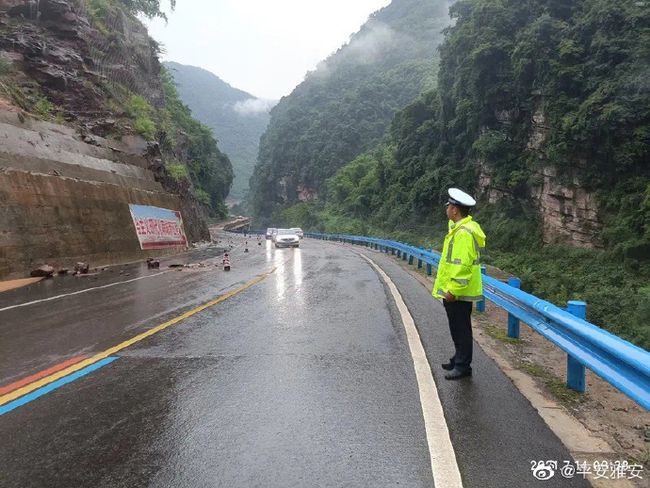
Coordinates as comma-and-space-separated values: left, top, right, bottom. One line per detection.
305, 231, 650, 410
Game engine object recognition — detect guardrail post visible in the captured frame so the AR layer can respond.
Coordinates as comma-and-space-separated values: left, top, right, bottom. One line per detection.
402, 251, 407, 261
566, 300, 587, 393
506, 277, 522, 337
476, 266, 488, 312
426, 262, 432, 276
391, 248, 395, 256
408, 254, 414, 265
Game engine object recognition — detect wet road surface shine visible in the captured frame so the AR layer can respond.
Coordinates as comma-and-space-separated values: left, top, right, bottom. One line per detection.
0, 236, 588, 487
0, 271, 170, 313
361, 254, 462, 488
0, 267, 276, 408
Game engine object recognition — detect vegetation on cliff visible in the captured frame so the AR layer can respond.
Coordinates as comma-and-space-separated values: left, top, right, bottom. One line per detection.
88, 0, 175, 20
158, 67, 233, 217
249, 0, 454, 221
271, 0, 650, 348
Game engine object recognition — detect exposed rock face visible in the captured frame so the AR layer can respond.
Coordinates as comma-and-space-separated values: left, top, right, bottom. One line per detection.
277, 176, 291, 204
530, 166, 602, 248
478, 106, 603, 249
297, 185, 318, 203
0, 0, 163, 135
0, 1, 213, 279
0, 108, 208, 279
476, 158, 507, 205
525, 108, 603, 248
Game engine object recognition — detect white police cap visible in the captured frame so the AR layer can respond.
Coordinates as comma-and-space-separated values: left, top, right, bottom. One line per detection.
447, 188, 476, 208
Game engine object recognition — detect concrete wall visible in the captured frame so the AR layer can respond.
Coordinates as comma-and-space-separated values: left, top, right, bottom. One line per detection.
0, 109, 201, 279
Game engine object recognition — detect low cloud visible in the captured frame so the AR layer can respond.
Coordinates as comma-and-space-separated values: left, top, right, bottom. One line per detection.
310, 22, 396, 80
345, 23, 395, 64
233, 98, 277, 115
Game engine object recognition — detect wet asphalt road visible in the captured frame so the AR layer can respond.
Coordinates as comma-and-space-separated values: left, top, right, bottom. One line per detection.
0, 234, 589, 488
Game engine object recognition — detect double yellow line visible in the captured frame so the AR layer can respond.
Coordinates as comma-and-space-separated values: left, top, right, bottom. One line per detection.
0, 268, 276, 407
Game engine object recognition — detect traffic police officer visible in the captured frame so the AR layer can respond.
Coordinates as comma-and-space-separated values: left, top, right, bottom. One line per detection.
432, 188, 486, 380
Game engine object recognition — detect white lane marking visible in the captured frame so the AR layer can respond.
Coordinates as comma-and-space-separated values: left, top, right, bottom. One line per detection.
360, 253, 464, 488
0, 271, 169, 313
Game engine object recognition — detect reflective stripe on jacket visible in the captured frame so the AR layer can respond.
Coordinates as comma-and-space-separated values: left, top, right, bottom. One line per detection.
432, 216, 486, 302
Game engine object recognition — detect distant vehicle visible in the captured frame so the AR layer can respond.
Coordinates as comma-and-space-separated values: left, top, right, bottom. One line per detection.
290, 227, 304, 239
274, 229, 300, 248
266, 228, 276, 240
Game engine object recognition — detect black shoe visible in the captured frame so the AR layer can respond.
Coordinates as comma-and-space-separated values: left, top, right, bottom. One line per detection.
444, 368, 472, 380
441, 362, 455, 371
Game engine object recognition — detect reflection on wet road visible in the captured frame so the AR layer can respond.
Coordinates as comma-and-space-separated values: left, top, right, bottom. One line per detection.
0, 233, 588, 488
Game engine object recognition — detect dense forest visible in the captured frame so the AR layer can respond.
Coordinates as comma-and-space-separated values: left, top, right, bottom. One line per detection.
249, 0, 454, 221
165, 62, 272, 202
271, 0, 650, 348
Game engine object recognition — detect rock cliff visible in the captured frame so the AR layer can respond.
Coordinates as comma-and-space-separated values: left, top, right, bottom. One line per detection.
0, 0, 219, 279
477, 105, 604, 249
0, 107, 208, 279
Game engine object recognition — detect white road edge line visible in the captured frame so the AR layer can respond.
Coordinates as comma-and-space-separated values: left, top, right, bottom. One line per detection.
0, 271, 169, 313
360, 253, 464, 488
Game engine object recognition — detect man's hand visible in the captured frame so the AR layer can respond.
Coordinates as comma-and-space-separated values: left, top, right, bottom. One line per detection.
445, 291, 456, 302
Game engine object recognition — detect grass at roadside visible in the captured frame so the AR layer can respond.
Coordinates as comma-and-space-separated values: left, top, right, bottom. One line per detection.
518, 362, 585, 407
483, 324, 521, 345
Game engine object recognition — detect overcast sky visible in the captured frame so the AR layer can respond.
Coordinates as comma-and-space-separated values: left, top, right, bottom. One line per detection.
145, 0, 392, 100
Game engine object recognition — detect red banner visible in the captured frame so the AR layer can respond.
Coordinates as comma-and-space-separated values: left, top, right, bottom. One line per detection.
129, 204, 188, 250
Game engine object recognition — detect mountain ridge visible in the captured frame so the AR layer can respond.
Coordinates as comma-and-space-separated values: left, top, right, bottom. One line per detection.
249, 0, 455, 222
165, 61, 273, 201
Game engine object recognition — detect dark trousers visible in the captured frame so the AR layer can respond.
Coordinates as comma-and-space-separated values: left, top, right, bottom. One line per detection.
443, 300, 473, 371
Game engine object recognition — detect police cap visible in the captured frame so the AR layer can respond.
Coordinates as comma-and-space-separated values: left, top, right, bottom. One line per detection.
446, 188, 476, 208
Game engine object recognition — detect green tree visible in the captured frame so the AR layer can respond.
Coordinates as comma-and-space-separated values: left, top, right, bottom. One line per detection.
120, 0, 176, 20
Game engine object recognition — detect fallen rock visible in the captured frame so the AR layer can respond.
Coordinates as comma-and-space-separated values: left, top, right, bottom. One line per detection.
30, 265, 55, 278
168, 263, 184, 268
74, 262, 89, 274
57, 268, 69, 275
146, 258, 160, 269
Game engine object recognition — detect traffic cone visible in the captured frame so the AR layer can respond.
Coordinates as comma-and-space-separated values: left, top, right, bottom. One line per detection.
223, 253, 231, 271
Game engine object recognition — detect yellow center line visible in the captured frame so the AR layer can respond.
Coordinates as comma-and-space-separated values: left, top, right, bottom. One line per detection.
0, 267, 276, 406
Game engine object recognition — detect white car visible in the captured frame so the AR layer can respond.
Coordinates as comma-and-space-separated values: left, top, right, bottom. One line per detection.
274, 229, 300, 248
290, 227, 304, 239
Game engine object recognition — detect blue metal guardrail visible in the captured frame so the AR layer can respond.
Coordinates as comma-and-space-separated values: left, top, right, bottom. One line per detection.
303, 231, 650, 411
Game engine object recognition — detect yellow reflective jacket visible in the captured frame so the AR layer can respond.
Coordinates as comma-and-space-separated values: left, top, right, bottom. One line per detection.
432, 216, 486, 302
